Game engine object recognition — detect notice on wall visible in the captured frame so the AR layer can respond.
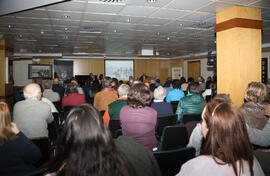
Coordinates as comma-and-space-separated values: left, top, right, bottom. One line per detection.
172, 67, 182, 80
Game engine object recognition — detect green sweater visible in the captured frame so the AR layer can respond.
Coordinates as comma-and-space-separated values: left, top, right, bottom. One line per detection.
108, 99, 128, 120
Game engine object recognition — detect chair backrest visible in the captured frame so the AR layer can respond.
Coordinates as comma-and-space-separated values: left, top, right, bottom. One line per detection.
31, 137, 50, 167
182, 114, 201, 124
159, 125, 188, 151
100, 110, 105, 117
47, 119, 58, 143
156, 114, 177, 140
170, 101, 179, 114
109, 119, 121, 138
184, 121, 199, 139
62, 105, 75, 121
154, 147, 195, 176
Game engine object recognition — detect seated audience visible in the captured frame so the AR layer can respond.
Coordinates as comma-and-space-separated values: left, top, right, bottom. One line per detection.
13, 83, 53, 139
41, 97, 58, 113
111, 78, 119, 90
180, 77, 188, 92
0, 102, 41, 176
94, 77, 118, 111
70, 78, 84, 95
13, 87, 24, 103
61, 83, 86, 109
177, 100, 264, 176
52, 77, 65, 100
198, 76, 206, 92
103, 84, 129, 126
163, 77, 172, 87
46, 104, 161, 176
176, 82, 205, 122
120, 83, 158, 150
239, 82, 269, 130
165, 79, 185, 103
43, 80, 60, 102
188, 93, 270, 156
151, 86, 173, 117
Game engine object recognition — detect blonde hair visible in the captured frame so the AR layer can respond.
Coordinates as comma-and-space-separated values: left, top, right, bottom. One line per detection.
245, 82, 268, 103
0, 102, 15, 146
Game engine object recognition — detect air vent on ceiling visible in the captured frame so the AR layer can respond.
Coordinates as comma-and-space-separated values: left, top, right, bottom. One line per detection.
99, 0, 125, 3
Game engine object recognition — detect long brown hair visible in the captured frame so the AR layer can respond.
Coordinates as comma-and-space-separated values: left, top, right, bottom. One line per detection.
201, 100, 254, 176
0, 102, 16, 146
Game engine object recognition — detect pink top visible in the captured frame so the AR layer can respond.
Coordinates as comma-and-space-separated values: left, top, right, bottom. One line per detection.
120, 106, 157, 150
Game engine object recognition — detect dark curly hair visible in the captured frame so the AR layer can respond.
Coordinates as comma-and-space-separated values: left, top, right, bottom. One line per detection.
128, 83, 151, 108
47, 104, 128, 176
65, 83, 78, 95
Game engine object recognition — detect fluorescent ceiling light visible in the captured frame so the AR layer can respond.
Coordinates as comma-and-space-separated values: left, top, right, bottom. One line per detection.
79, 31, 102, 34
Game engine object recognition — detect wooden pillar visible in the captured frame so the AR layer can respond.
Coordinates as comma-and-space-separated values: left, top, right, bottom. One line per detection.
215, 6, 262, 107
0, 40, 14, 111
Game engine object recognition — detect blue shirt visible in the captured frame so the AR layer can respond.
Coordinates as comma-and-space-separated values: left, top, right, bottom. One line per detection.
165, 88, 185, 103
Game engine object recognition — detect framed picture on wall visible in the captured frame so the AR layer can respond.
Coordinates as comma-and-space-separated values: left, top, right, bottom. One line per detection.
28, 64, 52, 79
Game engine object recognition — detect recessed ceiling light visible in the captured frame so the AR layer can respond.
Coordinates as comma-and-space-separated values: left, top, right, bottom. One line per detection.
8, 25, 11, 28
147, 0, 157, 3
62, 15, 71, 19
41, 31, 44, 34
114, 29, 117, 33
167, 37, 170, 40
64, 27, 68, 31
127, 18, 131, 22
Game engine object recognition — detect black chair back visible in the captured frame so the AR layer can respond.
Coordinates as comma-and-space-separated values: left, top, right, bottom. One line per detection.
53, 101, 61, 113
184, 121, 199, 139
47, 119, 58, 143
109, 119, 121, 138
170, 101, 179, 114
182, 114, 201, 124
62, 105, 75, 121
154, 147, 195, 176
31, 137, 50, 167
159, 125, 188, 151
156, 114, 177, 140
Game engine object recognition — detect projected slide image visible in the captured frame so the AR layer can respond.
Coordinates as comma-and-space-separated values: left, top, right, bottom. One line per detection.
105, 60, 134, 81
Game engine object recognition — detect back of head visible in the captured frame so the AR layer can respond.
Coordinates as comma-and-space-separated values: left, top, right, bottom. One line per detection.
188, 82, 202, 94
188, 77, 194, 83
102, 77, 112, 88
245, 82, 268, 103
44, 80, 52, 89
117, 84, 130, 97
23, 83, 41, 100
201, 100, 254, 176
154, 86, 166, 100
128, 83, 151, 108
66, 83, 78, 95
172, 79, 181, 89
49, 104, 127, 176
0, 102, 15, 145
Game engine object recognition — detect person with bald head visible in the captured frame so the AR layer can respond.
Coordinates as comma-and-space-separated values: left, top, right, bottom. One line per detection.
13, 83, 53, 139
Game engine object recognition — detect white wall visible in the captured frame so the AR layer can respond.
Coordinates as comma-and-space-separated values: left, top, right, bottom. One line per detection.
184, 58, 214, 80
14, 60, 33, 86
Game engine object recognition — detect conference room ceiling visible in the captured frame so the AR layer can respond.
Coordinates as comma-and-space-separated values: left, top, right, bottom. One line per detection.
1, 0, 270, 58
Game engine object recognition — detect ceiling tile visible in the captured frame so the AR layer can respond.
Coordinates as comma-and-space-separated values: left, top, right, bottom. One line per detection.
197, 2, 234, 13
150, 8, 189, 19
140, 18, 171, 25
180, 12, 215, 22
13, 9, 49, 18
119, 5, 159, 17
126, 0, 174, 8
250, 0, 270, 9
47, 1, 86, 12
48, 11, 83, 21
51, 19, 81, 26
217, 0, 259, 5
164, 0, 212, 11
86, 2, 124, 14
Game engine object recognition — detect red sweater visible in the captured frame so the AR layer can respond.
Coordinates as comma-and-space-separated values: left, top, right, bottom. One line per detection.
61, 93, 86, 109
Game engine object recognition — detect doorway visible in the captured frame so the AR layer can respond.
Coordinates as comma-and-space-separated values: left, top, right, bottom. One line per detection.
188, 61, 201, 82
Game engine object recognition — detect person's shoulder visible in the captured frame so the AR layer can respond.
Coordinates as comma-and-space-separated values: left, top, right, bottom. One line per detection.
183, 155, 213, 167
